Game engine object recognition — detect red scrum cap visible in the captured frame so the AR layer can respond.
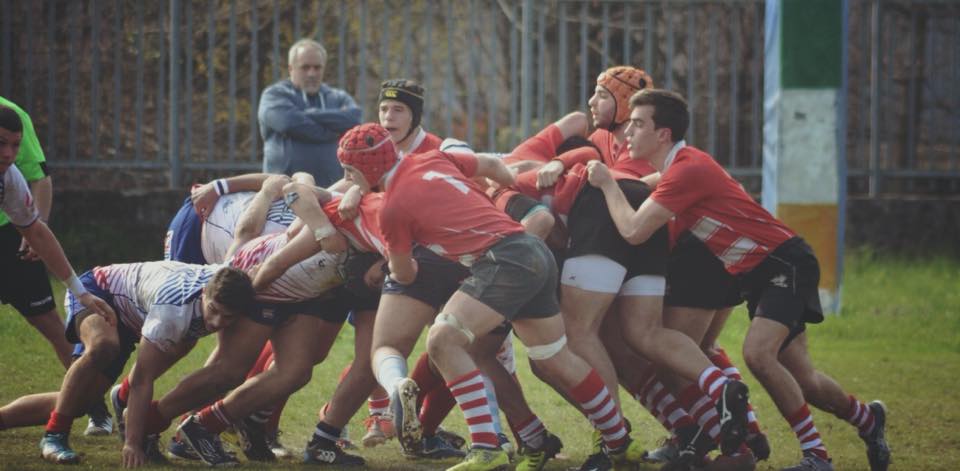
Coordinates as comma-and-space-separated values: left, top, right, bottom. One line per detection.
337, 123, 398, 187
597, 66, 655, 126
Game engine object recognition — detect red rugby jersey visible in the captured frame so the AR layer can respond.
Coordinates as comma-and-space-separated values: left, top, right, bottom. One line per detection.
588, 128, 657, 178
321, 193, 387, 256
380, 150, 525, 265
651, 146, 795, 274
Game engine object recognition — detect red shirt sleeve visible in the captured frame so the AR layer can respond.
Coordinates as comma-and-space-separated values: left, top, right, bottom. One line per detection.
650, 155, 716, 215
555, 146, 601, 170
438, 151, 479, 178
506, 124, 564, 164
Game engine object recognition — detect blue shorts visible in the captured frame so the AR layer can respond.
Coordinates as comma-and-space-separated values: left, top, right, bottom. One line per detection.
65, 271, 139, 382
164, 198, 206, 264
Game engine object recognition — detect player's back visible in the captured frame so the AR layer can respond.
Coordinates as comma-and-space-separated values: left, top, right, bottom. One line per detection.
201, 192, 296, 263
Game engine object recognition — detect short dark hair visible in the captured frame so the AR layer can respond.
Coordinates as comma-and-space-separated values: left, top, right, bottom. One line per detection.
206, 266, 257, 319
629, 89, 689, 143
0, 106, 23, 133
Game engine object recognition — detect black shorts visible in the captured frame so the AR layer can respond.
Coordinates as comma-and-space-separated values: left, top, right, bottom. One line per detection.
567, 179, 669, 278
459, 233, 559, 321
382, 246, 470, 310
503, 193, 548, 223
341, 250, 384, 311
665, 231, 743, 309
738, 237, 824, 347
0, 223, 56, 316
251, 286, 363, 326
65, 271, 138, 382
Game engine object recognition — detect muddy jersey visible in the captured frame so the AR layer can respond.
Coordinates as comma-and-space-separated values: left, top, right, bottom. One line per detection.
201, 192, 296, 264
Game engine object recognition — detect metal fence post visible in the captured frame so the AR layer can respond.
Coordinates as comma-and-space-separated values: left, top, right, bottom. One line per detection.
521, 0, 532, 140
169, 0, 181, 188
869, 0, 881, 196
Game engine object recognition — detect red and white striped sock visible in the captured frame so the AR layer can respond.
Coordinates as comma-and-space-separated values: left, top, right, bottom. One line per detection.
678, 384, 720, 441
570, 369, 628, 450
196, 400, 234, 434
515, 415, 546, 449
697, 365, 730, 403
633, 373, 670, 430
368, 395, 390, 417
709, 348, 761, 434
644, 380, 696, 433
837, 395, 876, 437
788, 404, 829, 461
447, 370, 498, 449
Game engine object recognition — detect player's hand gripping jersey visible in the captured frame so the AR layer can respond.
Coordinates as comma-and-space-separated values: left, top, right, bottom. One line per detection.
321, 192, 388, 255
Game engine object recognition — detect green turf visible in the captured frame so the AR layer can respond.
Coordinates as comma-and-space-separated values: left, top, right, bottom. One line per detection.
1, 252, 958, 470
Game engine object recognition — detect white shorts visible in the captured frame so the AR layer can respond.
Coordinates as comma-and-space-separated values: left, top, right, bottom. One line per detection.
561, 254, 665, 297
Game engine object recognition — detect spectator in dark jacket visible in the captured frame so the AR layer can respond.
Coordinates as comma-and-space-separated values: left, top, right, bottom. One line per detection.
258, 38, 361, 187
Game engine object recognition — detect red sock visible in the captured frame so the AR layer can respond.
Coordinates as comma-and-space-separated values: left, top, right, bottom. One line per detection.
45, 411, 74, 434
246, 342, 275, 379
788, 404, 829, 460
411, 352, 445, 408
678, 384, 720, 441
420, 385, 457, 436
196, 400, 234, 434
448, 370, 498, 449
709, 348, 762, 434
837, 395, 876, 436
570, 369, 628, 450
118, 376, 131, 403
367, 394, 390, 417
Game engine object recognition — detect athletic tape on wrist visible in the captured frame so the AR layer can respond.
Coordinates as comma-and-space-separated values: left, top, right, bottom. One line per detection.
214, 179, 230, 196
66, 272, 88, 297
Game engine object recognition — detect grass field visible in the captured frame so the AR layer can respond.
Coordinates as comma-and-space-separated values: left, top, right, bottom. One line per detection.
1, 250, 958, 470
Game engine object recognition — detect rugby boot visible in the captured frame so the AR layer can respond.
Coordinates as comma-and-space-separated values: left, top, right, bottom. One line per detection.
143, 434, 169, 465
109, 384, 126, 442
411, 434, 468, 459
85, 400, 113, 436
515, 431, 563, 471
780, 453, 833, 471
744, 431, 770, 461
716, 380, 750, 456
40, 431, 80, 464
703, 450, 757, 471
168, 434, 201, 461
437, 426, 468, 450
643, 436, 679, 463
266, 429, 292, 459
361, 413, 393, 447
445, 447, 510, 471
303, 435, 365, 466
660, 424, 717, 471
391, 378, 422, 455
860, 401, 891, 471
235, 416, 276, 461
176, 414, 239, 466
497, 432, 515, 458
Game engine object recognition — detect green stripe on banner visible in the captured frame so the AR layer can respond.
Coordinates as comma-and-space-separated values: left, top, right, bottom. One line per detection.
781, 0, 841, 88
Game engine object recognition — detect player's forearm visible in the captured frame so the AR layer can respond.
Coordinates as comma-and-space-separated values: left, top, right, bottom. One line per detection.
222, 173, 272, 193
123, 380, 154, 451
477, 156, 516, 188
387, 253, 417, 285
18, 222, 74, 282
29, 176, 53, 221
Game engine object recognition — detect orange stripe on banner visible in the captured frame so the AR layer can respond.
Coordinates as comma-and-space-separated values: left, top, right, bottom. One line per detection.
776, 204, 837, 291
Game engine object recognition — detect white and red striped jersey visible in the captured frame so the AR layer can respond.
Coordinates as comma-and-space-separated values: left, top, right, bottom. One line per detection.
201, 192, 296, 264
651, 145, 795, 274
91, 261, 218, 352
322, 193, 388, 256
229, 231, 344, 303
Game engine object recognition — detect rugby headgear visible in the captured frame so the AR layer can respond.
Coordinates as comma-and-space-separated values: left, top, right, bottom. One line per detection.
337, 123, 398, 187
597, 66, 654, 128
379, 79, 424, 142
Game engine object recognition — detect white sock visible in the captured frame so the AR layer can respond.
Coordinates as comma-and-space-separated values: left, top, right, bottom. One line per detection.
375, 354, 408, 397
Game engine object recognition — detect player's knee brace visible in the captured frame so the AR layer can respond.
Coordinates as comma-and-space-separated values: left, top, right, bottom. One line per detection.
435, 312, 475, 344
526, 335, 567, 361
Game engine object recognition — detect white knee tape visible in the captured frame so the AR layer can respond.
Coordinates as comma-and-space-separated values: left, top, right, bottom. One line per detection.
526, 335, 567, 361
435, 312, 476, 344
